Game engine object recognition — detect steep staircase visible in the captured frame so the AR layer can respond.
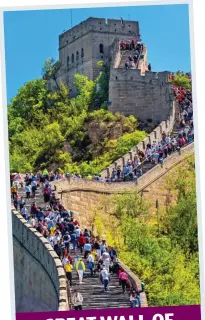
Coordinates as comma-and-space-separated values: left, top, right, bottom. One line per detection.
17, 185, 131, 310
118, 49, 137, 69
70, 262, 131, 309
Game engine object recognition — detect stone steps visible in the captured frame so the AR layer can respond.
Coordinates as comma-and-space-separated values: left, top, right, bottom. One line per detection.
16, 185, 131, 310
118, 49, 139, 69
69, 249, 131, 309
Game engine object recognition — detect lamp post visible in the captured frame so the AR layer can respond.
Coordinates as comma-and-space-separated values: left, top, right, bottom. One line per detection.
156, 199, 160, 236
140, 190, 149, 223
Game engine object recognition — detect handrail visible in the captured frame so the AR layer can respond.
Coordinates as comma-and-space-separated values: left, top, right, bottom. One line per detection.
137, 142, 194, 193
122, 135, 194, 181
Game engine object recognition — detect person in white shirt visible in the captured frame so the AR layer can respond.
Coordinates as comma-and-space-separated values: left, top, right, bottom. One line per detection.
21, 206, 28, 220
53, 233, 61, 246
102, 250, 111, 272
62, 255, 68, 266
100, 266, 110, 292
72, 289, 83, 310
47, 234, 54, 247
75, 226, 81, 238
28, 217, 36, 228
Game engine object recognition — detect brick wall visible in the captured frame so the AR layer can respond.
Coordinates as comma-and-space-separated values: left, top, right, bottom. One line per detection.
52, 142, 194, 309
12, 211, 69, 312
53, 142, 194, 227
101, 100, 176, 178
50, 17, 140, 96
108, 68, 174, 125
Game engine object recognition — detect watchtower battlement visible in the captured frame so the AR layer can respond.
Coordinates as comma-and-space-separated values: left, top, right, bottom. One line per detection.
59, 17, 140, 49
110, 68, 170, 84
47, 16, 174, 125
53, 17, 141, 96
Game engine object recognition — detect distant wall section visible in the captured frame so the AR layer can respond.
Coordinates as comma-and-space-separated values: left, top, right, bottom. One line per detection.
109, 69, 174, 125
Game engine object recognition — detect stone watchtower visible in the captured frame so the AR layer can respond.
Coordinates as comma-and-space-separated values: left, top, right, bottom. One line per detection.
48, 17, 140, 95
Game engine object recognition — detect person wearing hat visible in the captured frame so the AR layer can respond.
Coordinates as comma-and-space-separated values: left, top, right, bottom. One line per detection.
76, 258, 86, 284
72, 289, 83, 310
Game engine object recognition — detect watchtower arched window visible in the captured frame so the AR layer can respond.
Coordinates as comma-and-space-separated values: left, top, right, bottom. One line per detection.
99, 43, 104, 54
67, 56, 69, 70
81, 48, 84, 58
72, 53, 74, 63
76, 51, 79, 61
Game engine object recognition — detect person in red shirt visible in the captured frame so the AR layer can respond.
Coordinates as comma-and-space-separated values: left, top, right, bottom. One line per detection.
119, 270, 128, 293
63, 252, 72, 264
78, 234, 86, 254
176, 93, 183, 102
31, 202, 38, 218
73, 219, 80, 226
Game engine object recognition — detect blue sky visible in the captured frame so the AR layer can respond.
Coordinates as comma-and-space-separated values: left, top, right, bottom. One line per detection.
4, 4, 191, 103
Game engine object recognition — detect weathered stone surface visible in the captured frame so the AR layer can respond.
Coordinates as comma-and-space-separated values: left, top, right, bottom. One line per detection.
12, 211, 69, 312
52, 142, 194, 229
48, 17, 140, 95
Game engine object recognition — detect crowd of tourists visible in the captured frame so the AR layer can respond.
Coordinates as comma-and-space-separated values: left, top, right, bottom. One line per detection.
11, 172, 144, 309
168, 70, 192, 81
120, 39, 151, 71
120, 39, 141, 51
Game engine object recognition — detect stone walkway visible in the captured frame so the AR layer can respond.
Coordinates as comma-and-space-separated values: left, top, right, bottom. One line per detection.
17, 185, 131, 310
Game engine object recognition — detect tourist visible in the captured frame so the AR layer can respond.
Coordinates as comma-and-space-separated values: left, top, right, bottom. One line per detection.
109, 247, 117, 261
11, 183, 18, 200
54, 240, 63, 259
31, 179, 37, 198
102, 249, 111, 272
63, 231, 71, 253
87, 252, 95, 277
119, 270, 128, 293
130, 291, 139, 307
25, 183, 31, 199
100, 240, 107, 255
21, 205, 28, 220
72, 289, 83, 310
125, 61, 129, 70
100, 265, 110, 292
83, 239, 92, 259
76, 257, 86, 284
78, 233, 86, 254
64, 260, 73, 287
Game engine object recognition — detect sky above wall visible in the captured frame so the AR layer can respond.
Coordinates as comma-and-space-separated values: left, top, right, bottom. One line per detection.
4, 4, 191, 103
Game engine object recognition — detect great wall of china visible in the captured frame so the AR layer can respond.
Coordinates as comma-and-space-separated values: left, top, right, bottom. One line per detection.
12, 106, 194, 311
11, 18, 194, 312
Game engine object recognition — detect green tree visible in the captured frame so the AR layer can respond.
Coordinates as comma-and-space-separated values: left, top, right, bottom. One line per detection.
95, 60, 110, 105
171, 73, 191, 90
42, 58, 62, 90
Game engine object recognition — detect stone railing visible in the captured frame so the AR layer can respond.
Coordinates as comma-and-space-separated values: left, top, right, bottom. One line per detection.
136, 141, 194, 192
53, 140, 194, 196
101, 100, 176, 178
52, 182, 149, 307
52, 143, 194, 309
12, 210, 70, 311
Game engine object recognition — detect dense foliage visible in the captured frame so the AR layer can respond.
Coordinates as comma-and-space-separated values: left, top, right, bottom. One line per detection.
93, 155, 200, 306
169, 72, 191, 90
8, 60, 146, 175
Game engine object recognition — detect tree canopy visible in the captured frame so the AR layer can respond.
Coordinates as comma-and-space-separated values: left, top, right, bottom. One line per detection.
8, 59, 146, 175
92, 155, 200, 306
